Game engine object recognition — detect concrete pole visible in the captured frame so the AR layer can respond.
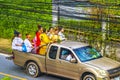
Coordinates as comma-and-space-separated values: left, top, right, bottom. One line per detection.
52, 0, 59, 27
101, 21, 107, 55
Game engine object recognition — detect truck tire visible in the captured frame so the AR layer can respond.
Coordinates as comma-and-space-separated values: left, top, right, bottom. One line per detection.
82, 74, 96, 80
26, 62, 40, 77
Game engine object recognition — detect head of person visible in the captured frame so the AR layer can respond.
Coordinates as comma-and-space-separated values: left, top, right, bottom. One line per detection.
17, 33, 22, 38
58, 26, 64, 33
14, 30, 22, 38
42, 28, 46, 33
26, 33, 31, 40
37, 24, 43, 33
54, 28, 59, 35
48, 27, 54, 33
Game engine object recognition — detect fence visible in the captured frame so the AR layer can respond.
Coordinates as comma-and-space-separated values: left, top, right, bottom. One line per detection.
56, 0, 120, 60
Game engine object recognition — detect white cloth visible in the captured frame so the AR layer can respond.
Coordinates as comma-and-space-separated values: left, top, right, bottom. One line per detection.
24, 39, 33, 52
47, 32, 53, 39
66, 54, 72, 61
58, 32, 66, 41
12, 37, 23, 51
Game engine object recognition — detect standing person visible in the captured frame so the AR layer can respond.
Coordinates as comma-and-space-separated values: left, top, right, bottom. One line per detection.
51, 28, 60, 43
39, 28, 51, 55
24, 34, 33, 52
58, 26, 66, 41
33, 25, 43, 54
47, 27, 54, 39
12, 31, 24, 51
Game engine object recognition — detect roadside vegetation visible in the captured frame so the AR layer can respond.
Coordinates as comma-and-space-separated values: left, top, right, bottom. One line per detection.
0, 0, 52, 39
0, 0, 120, 61
59, 1, 120, 61
0, 0, 52, 53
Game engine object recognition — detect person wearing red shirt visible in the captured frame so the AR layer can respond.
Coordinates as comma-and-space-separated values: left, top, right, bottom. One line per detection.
33, 25, 43, 54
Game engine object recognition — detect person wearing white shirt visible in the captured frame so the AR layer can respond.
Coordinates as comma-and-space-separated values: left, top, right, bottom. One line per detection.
58, 26, 66, 41
12, 32, 23, 51
66, 54, 72, 61
24, 34, 33, 52
66, 53, 75, 61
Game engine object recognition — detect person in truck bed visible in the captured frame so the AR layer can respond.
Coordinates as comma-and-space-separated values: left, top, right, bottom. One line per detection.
33, 25, 43, 54
51, 28, 60, 43
47, 27, 54, 40
58, 26, 66, 41
12, 30, 23, 51
39, 28, 51, 55
24, 34, 33, 52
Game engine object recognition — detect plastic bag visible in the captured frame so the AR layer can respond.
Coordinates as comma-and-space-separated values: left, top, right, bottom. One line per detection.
22, 43, 27, 52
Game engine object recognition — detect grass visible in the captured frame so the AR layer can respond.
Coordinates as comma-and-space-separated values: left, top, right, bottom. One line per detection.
0, 76, 12, 80
0, 38, 12, 54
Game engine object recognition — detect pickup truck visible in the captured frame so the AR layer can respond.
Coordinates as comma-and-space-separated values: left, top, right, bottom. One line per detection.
12, 41, 120, 80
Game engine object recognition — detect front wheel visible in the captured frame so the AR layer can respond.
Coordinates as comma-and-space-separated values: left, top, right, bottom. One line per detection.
26, 62, 40, 77
82, 74, 96, 80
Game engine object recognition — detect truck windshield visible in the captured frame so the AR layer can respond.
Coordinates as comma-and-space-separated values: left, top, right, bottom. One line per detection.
73, 46, 102, 62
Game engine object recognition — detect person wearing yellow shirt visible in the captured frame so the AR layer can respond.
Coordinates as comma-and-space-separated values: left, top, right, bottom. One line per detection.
51, 28, 60, 43
47, 27, 54, 40
39, 28, 51, 55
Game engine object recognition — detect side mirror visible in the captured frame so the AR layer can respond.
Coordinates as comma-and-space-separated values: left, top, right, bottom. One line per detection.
70, 58, 77, 63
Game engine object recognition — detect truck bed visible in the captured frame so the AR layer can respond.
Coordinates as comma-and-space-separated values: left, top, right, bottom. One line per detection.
13, 50, 46, 73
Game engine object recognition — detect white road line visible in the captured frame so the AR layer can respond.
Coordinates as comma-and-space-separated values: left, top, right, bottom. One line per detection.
0, 53, 12, 57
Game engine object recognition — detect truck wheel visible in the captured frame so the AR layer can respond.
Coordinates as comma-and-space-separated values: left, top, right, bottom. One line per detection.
26, 62, 40, 77
82, 74, 96, 80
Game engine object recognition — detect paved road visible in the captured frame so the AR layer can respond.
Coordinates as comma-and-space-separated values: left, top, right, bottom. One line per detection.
0, 53, 69, 80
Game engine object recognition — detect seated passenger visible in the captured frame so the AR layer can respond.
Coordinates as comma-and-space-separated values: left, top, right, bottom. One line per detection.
39, 28, 51, 55
58, 26, 66, 41
12, 31, 23, 51
24, 34, 33, 52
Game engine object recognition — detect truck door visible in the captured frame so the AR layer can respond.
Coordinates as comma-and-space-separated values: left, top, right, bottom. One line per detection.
57, 47, 80, 79
46, 45, 59, 74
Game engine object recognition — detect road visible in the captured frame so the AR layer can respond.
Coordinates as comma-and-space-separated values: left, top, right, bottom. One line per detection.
58, 0, 90, 19
0, 53, 69, 80
52, 0, 90, 25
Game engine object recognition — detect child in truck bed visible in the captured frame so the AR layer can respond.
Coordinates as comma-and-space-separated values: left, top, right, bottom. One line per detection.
24, 34, 33, 52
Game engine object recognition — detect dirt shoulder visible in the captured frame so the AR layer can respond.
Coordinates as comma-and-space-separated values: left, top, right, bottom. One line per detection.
0, 38, 12, 54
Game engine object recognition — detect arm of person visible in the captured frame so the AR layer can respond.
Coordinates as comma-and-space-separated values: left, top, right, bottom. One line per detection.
15, 40, 22, 46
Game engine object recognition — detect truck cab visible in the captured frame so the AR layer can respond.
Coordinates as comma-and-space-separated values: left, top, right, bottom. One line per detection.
12, 41, 120, 80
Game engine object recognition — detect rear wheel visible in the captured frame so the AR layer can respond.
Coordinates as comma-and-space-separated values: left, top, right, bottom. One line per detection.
26, 62, 40, 77
82, 74, 96, 80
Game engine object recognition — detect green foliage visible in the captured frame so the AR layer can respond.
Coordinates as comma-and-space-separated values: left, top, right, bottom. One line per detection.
0, 0, 52, 39
59, 0, 120, 41
90, 0, 120, 4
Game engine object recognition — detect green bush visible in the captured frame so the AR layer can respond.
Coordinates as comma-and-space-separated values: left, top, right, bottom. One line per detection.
0, 0, 52, 39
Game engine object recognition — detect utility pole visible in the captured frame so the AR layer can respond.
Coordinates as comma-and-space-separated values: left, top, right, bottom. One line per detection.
101, 16, 107, 56
52, 0, 60, 26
